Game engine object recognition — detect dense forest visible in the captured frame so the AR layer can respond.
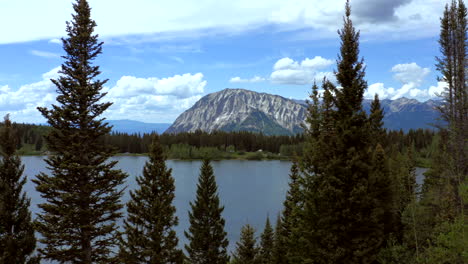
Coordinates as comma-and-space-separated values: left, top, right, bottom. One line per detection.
0, 0, 466, 263
13, 123, 440, 163
10, 121, 437, 163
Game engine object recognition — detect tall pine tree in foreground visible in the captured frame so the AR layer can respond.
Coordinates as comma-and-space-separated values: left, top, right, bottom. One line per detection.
33, 0, 127, 262
119, 135, 183, 263
185, 159, 229, 264
431, 0, 468, 220
278, 159, 303, 264
232, 224, 260, 264
299, 1, 390, 263
259, 216, 274, 264
0, 115, 37, 264
272, 214, 287, 264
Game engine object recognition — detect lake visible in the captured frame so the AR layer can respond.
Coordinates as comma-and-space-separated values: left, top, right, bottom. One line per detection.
22, 156, 292, 253
21, 156, 427, 253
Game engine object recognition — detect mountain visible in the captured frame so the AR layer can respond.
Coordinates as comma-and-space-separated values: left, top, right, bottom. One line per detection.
165, 89, 306, 135
107, 120, 171, 134
362, 97, 442, 131
165, 89, 441, 135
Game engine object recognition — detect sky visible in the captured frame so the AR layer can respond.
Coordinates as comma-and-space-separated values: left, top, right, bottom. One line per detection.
0, 0, 457, 123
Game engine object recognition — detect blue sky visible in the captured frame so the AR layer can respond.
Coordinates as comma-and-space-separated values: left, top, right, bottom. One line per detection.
0, 0, 455, 123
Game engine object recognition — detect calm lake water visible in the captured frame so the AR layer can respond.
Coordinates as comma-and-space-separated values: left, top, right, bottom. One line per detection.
21, 156, 427, 253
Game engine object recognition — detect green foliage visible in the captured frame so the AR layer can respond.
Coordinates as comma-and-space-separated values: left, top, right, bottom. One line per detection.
0, 115, 37, 264
32, 1, 127, 262
185, 159, 229, 264
369, 94, 386, 143
259, 217, 274, 264
421, 215, 468, 264
279, 160, 304, 263
272, 214, 288, 264
119, 135, 184, 263
376, 236, 414, 264
232, 224, 260, 264
297, 2, 390, 262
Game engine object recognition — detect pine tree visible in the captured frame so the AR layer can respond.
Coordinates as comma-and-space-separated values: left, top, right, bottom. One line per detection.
299, 1, 388, 262
32, 0, 127, 262
119, 135, 184, 263
370, 144, 394, 240
433, 0, 468, 220
279, 159, 303, 263
185, 159, 229, 264
259, 217, 274, 264
272, 214, 287, 264
232, 224, 260, 264
0, 115, 37, 264
369, 94, 385, 144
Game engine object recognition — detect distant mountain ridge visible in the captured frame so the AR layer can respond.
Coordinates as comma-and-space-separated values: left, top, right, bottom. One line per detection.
166, 89, 441, 135
107, 120, 171, 134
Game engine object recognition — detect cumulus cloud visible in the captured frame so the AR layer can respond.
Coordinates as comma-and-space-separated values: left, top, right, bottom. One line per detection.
0, 68, 207, 123
0, 67, 60, 122
365, 62, 443, 101
107, 73, 205, 99
270, 56, 334, 85
229, 76, 266, 83
391, 62, 430, 86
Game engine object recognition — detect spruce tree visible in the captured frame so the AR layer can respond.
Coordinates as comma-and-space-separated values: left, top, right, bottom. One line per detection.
0, 115, 37, 264
279, 159, 303, 263
185, 159, 229, 264
272, 214, 287, 264
119, 135, 183, 263
369, 94, 385, 144
232, 224, 260, 264
433, 0, 468, 219
259, 217, 274, 264
299, 1, 389, 262
32, 0, 127, 262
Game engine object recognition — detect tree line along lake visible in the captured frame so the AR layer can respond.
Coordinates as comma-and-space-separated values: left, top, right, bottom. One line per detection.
21, 156, 427, 252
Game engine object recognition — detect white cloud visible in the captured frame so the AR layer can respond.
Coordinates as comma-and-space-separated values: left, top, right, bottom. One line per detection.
48, 38, 62, 44
391, 62, 430, 86
229, 76, 266, 83
0, 0, 448, 44
0, 67, 60, 122
270, 56, 334, 85
107, 73, 206, 99
0, 68, 207, 123
30, 50, 60, 58
365, 62, 443, 101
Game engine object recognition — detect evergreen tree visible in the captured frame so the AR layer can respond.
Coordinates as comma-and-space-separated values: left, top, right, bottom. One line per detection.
272, 214, 287, 264
371, 144, 394, 240
299, 1, 389, 262
259, 217, 274, 264
369, 94, 385, 144
119, 135, 184, 263
32, 0, 127, 262
34, 136, 43, 152
279, 159, 303, 263
232, 224, 260, 264
185, 159, 229, 264
433, 0, 468, 221
0, 115, 37, 264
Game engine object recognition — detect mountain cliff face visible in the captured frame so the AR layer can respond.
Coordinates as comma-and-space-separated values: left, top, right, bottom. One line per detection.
165, 89, 441, 135
165, 89, 306, 135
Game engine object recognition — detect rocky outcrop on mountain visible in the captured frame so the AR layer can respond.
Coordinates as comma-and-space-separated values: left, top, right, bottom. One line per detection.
165, 89, 307, 135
